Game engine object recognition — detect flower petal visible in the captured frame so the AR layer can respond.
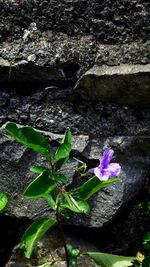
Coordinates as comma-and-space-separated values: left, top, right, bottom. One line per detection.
94, 167, 102, 179
99, 174, 110, 181
101, 149, 114, 168
104, 163, 121, 178
93, 167, 109, 181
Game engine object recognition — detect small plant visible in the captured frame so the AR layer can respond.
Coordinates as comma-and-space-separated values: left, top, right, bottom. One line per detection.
5, 122, 136, 267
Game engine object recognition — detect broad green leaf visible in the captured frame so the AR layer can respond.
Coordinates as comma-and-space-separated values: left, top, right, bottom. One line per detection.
62, 128, 71, 144
61, 193, 90, 214
83, 252, 135, 267
24, 172, 56, 198
142, 256, 150, 267
55, 129, 71, 170
30, 165, 50, 174
72, 176, 118, 200
20, 218, 56, 258
5, 122, 51, 161
0, 192, 8, 212
54, 173, 69, 185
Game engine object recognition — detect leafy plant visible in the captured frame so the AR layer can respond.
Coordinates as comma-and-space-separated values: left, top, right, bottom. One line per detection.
5, 121, 133, 267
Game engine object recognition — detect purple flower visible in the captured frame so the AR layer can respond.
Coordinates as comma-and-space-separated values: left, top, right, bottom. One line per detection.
89, 148, 121, 181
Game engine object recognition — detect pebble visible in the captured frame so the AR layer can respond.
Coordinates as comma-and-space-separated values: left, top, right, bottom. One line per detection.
27, 54, 36, 62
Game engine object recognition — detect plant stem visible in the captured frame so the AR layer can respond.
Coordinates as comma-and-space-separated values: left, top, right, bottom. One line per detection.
56, 203, 70, 267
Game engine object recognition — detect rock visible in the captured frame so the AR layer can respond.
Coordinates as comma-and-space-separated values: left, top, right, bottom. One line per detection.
73, 136, 150, 227
0, 126, 80, 220
1, 39, 150, 85
1, 86, 150, 138
0, 123, 149, 227
75, 64, 150, 104
27, 54, 36, 62
6, 231, 98, 267
0, 58, 66, 85
1, 0, 150, 44
0, 0, 149, 264
0, 0, 150, 86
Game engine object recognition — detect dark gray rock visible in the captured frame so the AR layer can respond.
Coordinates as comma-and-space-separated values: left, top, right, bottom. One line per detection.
0, 124, 149, 227
1, 87, 150, 137
1, 39, 150, 85
75, 136, 150, 227
0, 58, 66, 85
0, 0, 150, 86
0, 127, 81, 220
0, 0, 149, 237
75, 64, 150, 104
1, 0, 150, 44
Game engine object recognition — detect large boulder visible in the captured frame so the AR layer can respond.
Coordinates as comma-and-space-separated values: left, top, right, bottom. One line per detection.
72, 136, 150, 227
0, 125, 149, 227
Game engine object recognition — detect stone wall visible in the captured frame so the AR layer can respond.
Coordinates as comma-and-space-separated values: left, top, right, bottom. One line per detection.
0, 0, 150, 229
1, 0, 150, 44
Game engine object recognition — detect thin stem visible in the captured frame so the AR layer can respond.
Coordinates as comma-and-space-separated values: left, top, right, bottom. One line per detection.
56, 201, 70, 267
49, 160, 54, 173
61, 165, 87, 173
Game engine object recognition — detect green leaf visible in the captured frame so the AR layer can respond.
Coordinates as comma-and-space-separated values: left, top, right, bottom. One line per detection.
30, 165, 50, 174
72, 176, 118, 200
54, 173, 69, 185
142, 256, 150, 267
55, 129, 71, 170
44, 195, 57, 210
0, 192, 8, 212
143, 232, 150, 242
20, 218, 56, 259
83, 252, 135, 267
61, 193, 90, 214
24, 172, 56, 198
143, 232, 150, 249
5, 122, 51, 161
